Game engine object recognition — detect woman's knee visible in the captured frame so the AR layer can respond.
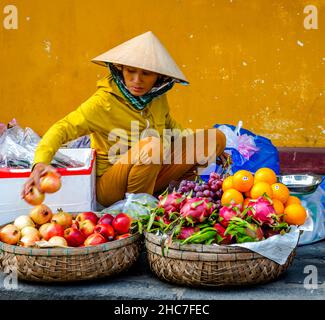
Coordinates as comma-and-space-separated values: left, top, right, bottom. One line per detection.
136, 136, 164, 164
96, 173, 125, 207
214, 129, 226, 155
200, 128, 226, 156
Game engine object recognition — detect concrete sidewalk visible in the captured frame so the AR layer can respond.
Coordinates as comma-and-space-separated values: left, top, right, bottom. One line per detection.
0, 239, 324, 300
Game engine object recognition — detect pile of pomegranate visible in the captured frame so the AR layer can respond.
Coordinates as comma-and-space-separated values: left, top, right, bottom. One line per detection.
0, 170, 133, 248
0, 209, 133, 247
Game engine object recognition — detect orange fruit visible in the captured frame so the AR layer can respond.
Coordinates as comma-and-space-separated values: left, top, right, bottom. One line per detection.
250, 182, 273, 199
232, 170, 254, 193
222, 176, 234, 192
272, 199, 284, 215
254, 167, 277, 185
221, 188, 244, 206
284, 204, 307, 225
271, 183, 290, 204
285, 196, 301, 207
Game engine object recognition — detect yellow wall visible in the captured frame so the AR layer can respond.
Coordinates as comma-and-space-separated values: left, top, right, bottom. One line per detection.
1, 0, 325, 147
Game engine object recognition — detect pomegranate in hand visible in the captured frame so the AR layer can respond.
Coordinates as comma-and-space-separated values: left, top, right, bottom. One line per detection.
24, 185, 45, 206
39, 172, 61, 193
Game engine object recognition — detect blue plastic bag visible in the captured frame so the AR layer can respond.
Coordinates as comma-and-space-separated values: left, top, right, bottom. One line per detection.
199, 122, 280, 181
216, 122, 280, 174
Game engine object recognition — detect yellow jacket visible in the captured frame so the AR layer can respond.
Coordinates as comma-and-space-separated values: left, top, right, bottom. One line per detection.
34, 74, 185, 176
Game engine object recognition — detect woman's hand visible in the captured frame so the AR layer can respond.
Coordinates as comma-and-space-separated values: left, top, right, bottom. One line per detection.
21, 163, 60, 198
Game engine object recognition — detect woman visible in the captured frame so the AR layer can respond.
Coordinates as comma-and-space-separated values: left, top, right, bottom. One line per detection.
22, 31, 227, 207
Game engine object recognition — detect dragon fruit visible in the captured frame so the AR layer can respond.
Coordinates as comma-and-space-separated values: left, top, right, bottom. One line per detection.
263, 220, 290, 239
213, 223, 232, 244
219, 204, 242, 227
163, 214, 172, 225
245, 196, 276, 225
154, 213, 172, 225
225, 217, 264, 243
180, 198, 216, 223
158, 192, 185, 215
177, 226, 200, 240
263, 228, 280, 239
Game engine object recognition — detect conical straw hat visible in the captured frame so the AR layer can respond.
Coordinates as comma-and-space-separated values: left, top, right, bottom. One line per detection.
92, 31, 189, 84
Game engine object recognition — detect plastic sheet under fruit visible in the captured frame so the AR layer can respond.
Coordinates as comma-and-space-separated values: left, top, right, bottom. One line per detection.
298, 185, 325, 245
227, 213, 313, 265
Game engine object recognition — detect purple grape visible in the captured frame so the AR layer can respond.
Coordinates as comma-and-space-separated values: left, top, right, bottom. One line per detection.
203, 190, 210, 197
210, 184, 218, 192
216, 181, 222, 188
194, 186, 201, 192
189, 182, 195, 189
210, 172, 220, 180
196, 191, 203, 197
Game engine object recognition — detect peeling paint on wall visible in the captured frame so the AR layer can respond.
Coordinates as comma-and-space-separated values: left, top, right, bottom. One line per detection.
43, 40, 51, 56
297, 40, 304, 47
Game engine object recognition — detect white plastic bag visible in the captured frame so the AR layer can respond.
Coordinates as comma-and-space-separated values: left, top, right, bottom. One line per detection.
218, 120, 259, 160
100, 193, 159, 218
0, 119, 85, 168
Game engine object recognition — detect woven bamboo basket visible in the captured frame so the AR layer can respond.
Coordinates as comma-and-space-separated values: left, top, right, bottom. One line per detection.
0, 231, 141, 283
145, 232, 296, 287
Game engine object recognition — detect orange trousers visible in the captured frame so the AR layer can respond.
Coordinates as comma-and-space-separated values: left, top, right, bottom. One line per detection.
96, 128, 226, 207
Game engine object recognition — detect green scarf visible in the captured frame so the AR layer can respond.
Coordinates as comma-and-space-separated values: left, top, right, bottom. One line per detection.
108, 63, 176, 111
